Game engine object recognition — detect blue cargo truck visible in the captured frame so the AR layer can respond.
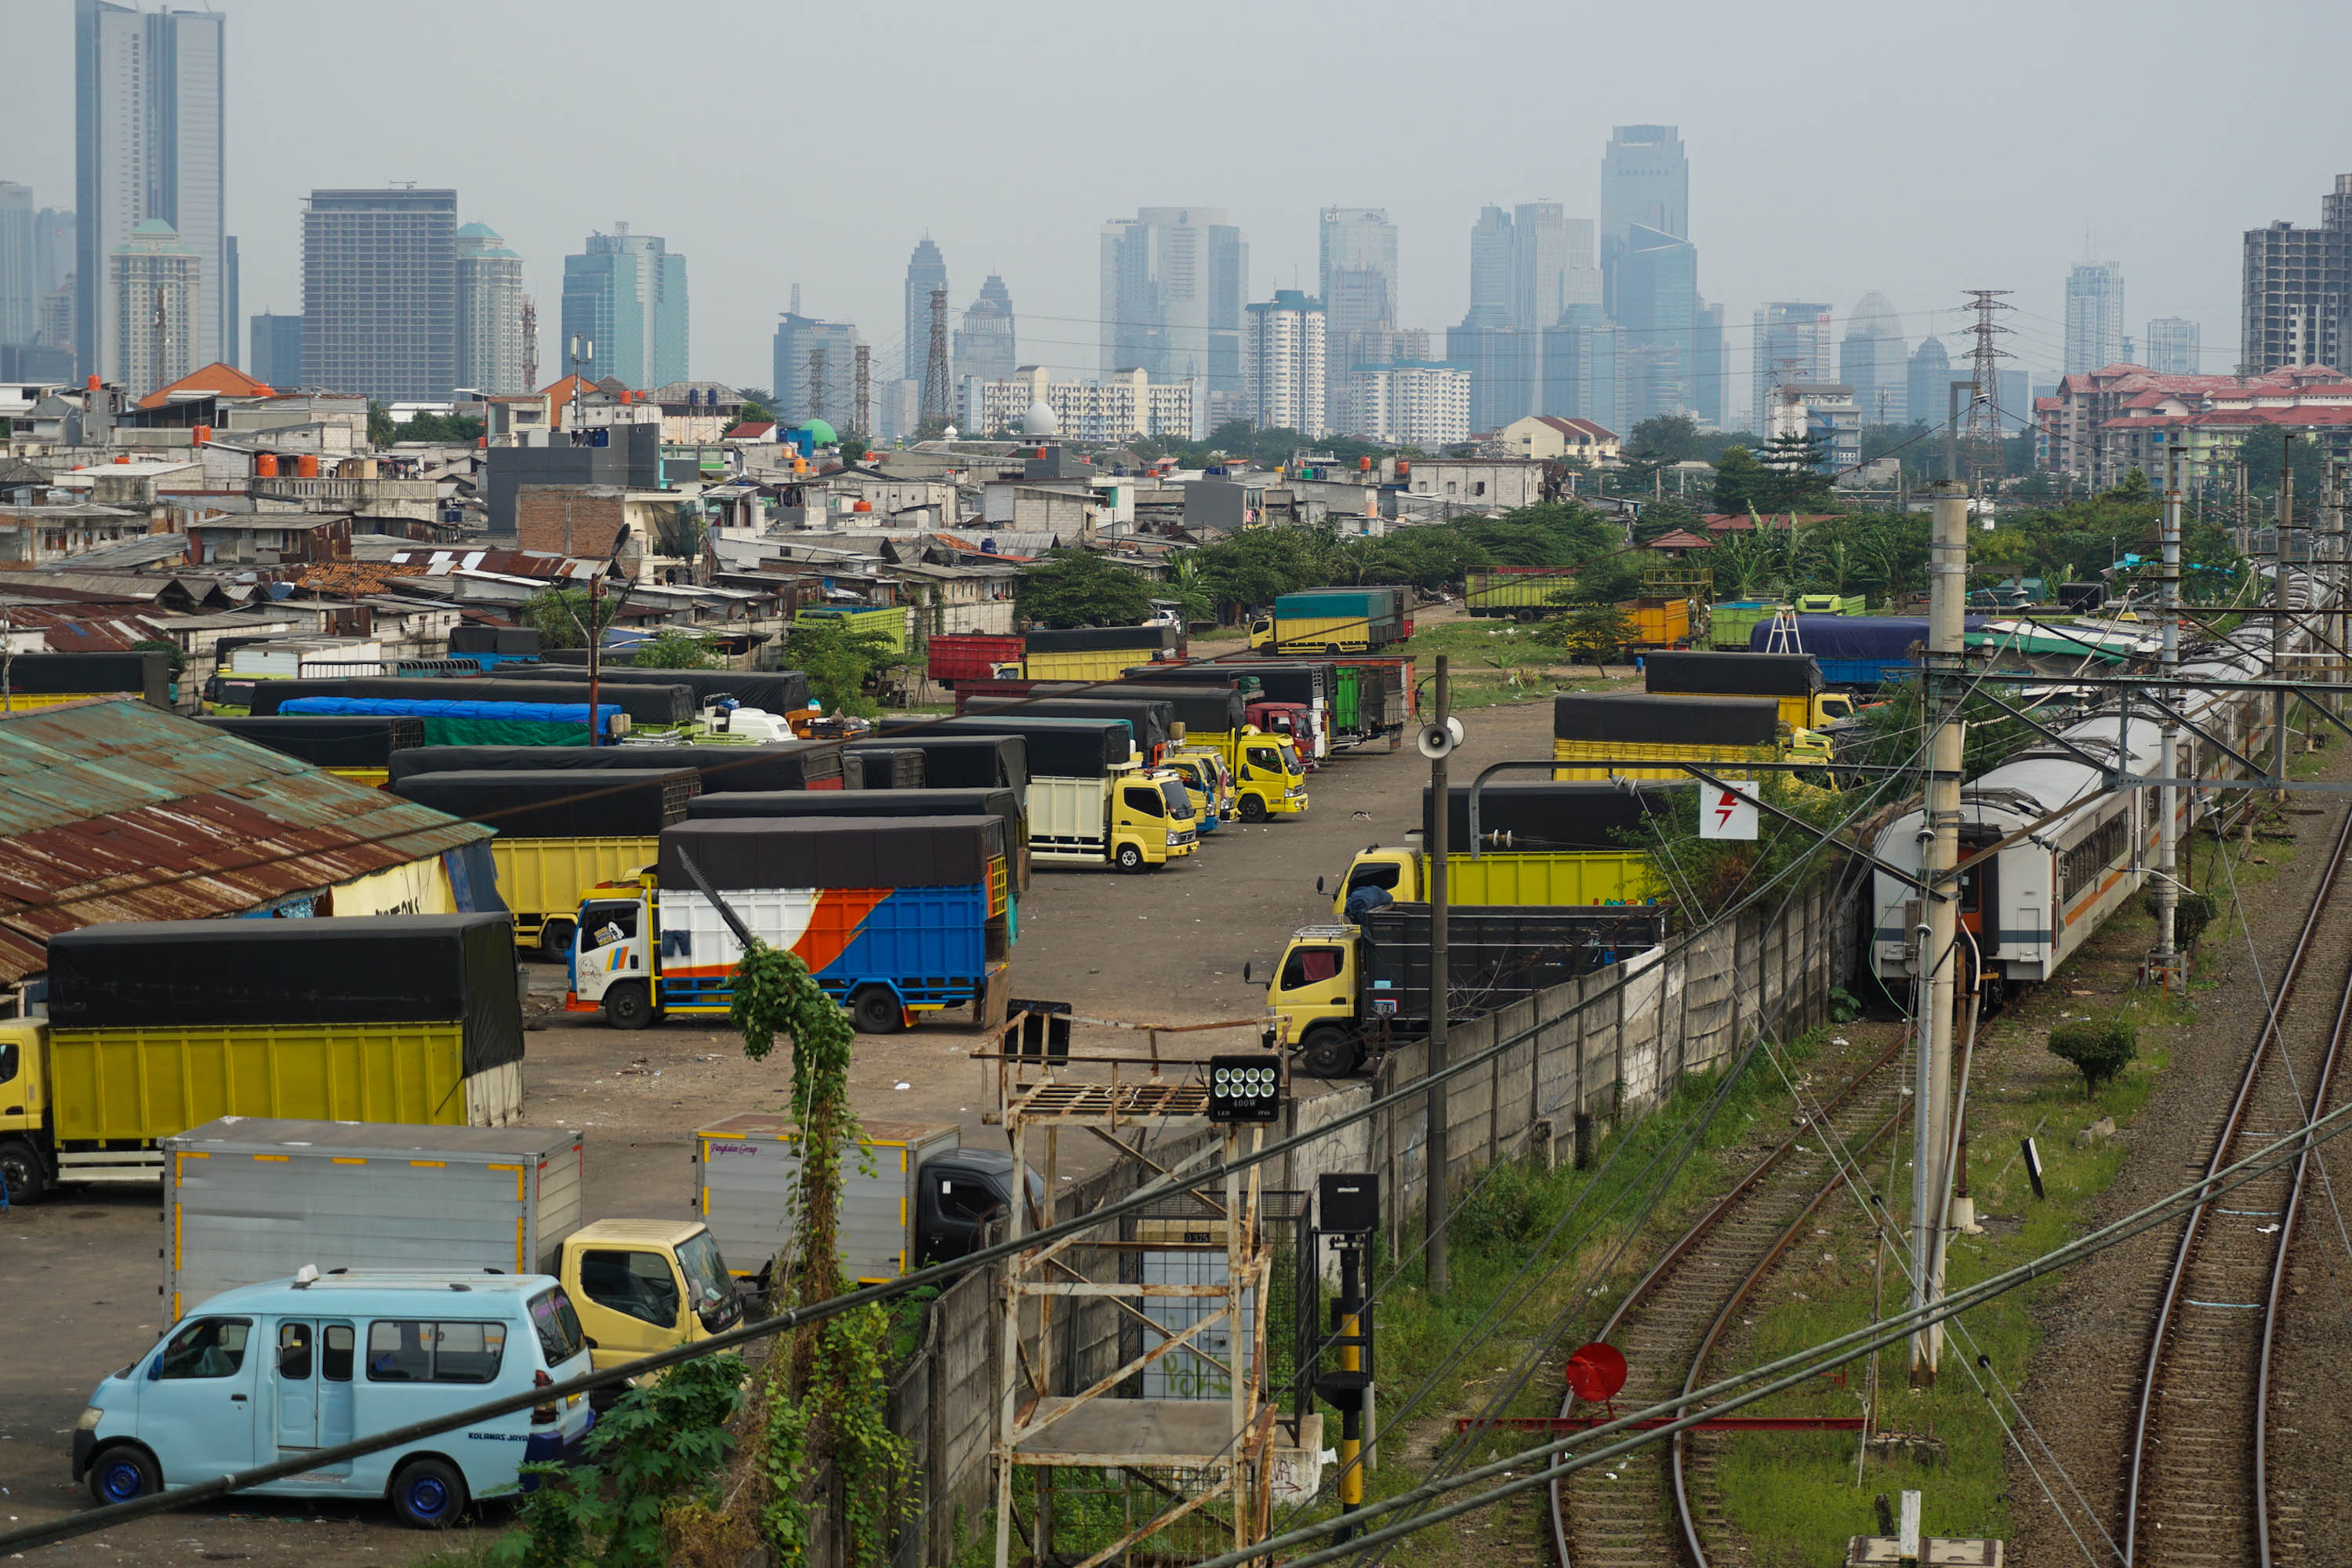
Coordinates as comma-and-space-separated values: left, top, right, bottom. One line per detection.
1746, 615, 1995, 688
564, 815, 1011, 1034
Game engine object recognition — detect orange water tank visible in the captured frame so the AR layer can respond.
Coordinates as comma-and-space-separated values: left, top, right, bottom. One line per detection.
853, 499, 873, 513
254, 453, 279, 477
297, 453, 320, 478
1396, 459, 1411, 477
1359, 456, 1373, 470
192, 423, 212, 445
113, 454, 131, 464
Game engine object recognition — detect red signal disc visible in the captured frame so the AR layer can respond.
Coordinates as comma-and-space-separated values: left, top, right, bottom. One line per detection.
1564, 1341, 1628, 1403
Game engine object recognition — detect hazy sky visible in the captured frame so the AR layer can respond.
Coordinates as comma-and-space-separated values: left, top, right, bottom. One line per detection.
11, 0, 2350, 416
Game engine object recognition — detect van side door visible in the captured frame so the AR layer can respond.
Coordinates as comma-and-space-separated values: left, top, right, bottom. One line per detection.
272, 1319, 357, 1475
140, 1315, 260, 1483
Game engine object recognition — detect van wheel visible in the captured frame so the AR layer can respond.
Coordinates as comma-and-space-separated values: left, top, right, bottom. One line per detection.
850, 986, 905, 1034
1239, 797, 1269, 823
1115, 843, 1146, 873
1300, 1027, 1360, 1080
537, 919, 575, 964
0, 1140, 47, 1205
88, 1445, 158, 1504
390, 1456, 468, 1529
604, 980, 655, 1030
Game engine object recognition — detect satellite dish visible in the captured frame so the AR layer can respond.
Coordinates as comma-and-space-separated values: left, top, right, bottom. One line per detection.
1417, 717, 1465, 760
1563, 1341, 1628, 1403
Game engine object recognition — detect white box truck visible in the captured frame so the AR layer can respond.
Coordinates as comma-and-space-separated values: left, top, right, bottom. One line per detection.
694, 1116, 1026, 1285
160, 1118, 746, 1377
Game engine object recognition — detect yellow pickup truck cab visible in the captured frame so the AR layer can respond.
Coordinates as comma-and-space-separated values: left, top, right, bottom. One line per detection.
559, 1218, 743, 1376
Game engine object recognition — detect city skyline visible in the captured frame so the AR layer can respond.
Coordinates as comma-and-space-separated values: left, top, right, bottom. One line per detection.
5, 0, 2336, 401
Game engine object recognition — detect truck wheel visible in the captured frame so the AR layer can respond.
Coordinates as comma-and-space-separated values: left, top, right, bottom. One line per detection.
0, 1140, 47, 1205
1299, 1027, 1361, 1080
390, 1456, 468, 1529
1115, 843, 1146, 873
1515, 608, 1540, 624
850, 985, 905, 1034
604, 980, 655, 1030
1239, 797, 1269, 823
87, 1444, 158, 1504
537, 919, 575, 964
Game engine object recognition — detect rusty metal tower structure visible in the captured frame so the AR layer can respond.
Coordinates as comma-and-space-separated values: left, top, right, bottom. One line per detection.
854, 342, 872, 439
988, 1038, 1283, 1568
807, 347, 827, 424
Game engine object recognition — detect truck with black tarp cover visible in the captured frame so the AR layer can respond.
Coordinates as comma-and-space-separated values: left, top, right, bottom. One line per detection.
567, 817, 1012, 1033
1550, 692, 1783, 781
958, 679, 1247, 741
686, 787, 1030, 891
387, 740, 846, 792
390, 768, 699, 839
0, 915, 528, 1196
1262, 904, 1667, 1076
961, 695, 1177, 764
873, 716, 1199, 870
248, 676, 697, 728
1125, 660, 1336, 757
878, 715, 1125, 778
0, 650, 172, 708
845, 735, 1027, 800
196, 713, 426, 771
501, 665, 811, 717
1640, 650, 1853, 732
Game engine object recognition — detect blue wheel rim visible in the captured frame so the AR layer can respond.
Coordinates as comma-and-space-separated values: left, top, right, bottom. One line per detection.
102, 1461, 143, 1501
408, 1475, 448, 1516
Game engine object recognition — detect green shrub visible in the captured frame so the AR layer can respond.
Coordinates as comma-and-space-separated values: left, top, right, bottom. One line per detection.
2140, 886, 2220, 949
2048, 1016, 2136, 1096
1448, 1156, 1564, 1248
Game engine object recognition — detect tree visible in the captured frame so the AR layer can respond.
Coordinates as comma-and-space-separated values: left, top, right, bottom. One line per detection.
366, 401, 395, 447
1628, 412, 1702, 463
631, 628, 716, 669
1555, 603, 1640, 673
1712, 445, 1768, 514
2237, 430, 2327, 496
523, 585, 621, 651
387, 411, 485, 444
1758, 431, 1833, 510
1017, 550, 1154, 628
2048, 1016, 2136, 1098
779, 617, 900, 717
739, 397, 772, 423
837, 434, 869, 465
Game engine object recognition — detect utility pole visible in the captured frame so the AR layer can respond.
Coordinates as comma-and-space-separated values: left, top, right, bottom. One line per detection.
1424, 654, 1451, 1298
924, 286, 952, 433
1911, 479, 1968, 1385
2151, 446, 2183, 989
853, 343, 872, 441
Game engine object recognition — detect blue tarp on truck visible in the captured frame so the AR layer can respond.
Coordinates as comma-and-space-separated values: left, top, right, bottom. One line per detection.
1745, 616, 1996, 687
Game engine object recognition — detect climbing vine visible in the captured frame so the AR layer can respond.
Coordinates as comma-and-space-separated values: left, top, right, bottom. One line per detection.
718, 937, 912, 1566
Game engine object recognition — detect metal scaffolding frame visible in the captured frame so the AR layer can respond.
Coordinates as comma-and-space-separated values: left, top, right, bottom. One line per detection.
989, 1037, 1276, 1568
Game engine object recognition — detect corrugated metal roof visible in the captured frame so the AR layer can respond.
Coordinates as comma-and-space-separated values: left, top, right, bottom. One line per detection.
0, 699, 491, 982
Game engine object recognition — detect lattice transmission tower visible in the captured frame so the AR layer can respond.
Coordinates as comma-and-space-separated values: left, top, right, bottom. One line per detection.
922, 286, 952, 433
1960, 289, 2014, 495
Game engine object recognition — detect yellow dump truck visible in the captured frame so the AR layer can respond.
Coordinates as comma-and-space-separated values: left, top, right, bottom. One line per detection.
1550, 692, 1784, 782
492, 837, 660, 959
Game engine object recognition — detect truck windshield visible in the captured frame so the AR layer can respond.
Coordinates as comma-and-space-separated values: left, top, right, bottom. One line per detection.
677, 1231, 738, 1327
1159, 780, 1193, 818
527, 1287, 586, 1367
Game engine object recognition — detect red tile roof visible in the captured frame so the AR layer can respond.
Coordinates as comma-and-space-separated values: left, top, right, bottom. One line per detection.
138, 361, 278, 409
1646, 528, 1713, 550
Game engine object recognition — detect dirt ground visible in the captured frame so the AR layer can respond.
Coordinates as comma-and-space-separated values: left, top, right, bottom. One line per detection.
0, 695, 1569, 1564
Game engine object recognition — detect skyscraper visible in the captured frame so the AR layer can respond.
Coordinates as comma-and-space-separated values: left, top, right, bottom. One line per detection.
771, 310, 861, 428
1599, 125, 1688, 314
561, 224, 688, 390
1752, 303, 1835, 430
953, 274, 1017, 390
1319, 206, 1398, 426
455, 223, 525, 396
1463, 206, 1515, 330
1692, 299, 1726, 430
2144, 317, 2200, 376
0, 183, 34, 345
1907, 336, 1955, 431
301, 187, 456, 402
2241, 176, 2352, 376
902, 238, 948, 381
2063, 261, 2126, 373
1615, 225, 1698, 423
1838, 292, 1909, 425
1243, 290, 1327, 437
34, 208, 75, 299
1539, 305, 1621, 433
249, 311, 302, 389
1098, 209, 1247, 415
76, 0, 225, 376
110, 217, 198, 397
1508, 203, 1596, 330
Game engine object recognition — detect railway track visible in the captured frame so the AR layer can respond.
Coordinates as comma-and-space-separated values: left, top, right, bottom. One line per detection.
2123, 801, 2352, 1567
1548, 1036, 1907, 1568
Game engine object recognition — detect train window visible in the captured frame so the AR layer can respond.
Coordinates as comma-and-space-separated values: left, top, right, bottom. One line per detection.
2060, 812, 2130, 901
1957, 866, 1980, 914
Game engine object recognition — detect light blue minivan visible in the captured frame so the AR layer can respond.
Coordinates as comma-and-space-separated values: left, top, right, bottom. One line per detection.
72, 1269, 597, 1528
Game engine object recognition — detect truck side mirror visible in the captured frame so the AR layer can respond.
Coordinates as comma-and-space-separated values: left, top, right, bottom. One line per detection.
1243, 961, 1254, 985
1316, 876, 1326, 895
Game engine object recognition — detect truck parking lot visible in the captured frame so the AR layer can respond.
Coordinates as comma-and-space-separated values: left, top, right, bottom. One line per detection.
0, 695, 1565, 1563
